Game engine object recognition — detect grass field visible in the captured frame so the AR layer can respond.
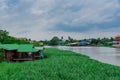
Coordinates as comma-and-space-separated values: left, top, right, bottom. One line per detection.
0, 48, 120, 80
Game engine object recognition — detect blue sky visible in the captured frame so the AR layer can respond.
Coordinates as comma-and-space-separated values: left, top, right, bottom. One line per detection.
0, 0, 120, 40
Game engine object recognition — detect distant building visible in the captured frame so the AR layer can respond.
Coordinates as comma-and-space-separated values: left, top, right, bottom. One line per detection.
66, 42, 79, 46
79, 41, 89, 46
66, 41, 90, 46
113, 36, 120, 48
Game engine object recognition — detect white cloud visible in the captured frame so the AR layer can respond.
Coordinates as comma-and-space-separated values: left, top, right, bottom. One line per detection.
0, 0, 8, 11
0, 0, 120, 40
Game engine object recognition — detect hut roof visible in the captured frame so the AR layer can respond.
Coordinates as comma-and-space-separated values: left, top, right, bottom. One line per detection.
0, 44, 39, 52
0, 44, 19, 50
17, 44, 38, 52
0, 44, 4, 48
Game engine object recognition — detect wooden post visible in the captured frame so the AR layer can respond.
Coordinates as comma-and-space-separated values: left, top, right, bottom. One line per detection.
32, 53, 35, 61
4, 50, 6, 60
18, 53, 22, 59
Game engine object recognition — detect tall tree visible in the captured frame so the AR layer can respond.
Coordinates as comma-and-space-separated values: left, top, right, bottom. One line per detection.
68, 36, 74, 43
49, 36, 60, 45
0, 30, 9, 43
61, 36, 63, 40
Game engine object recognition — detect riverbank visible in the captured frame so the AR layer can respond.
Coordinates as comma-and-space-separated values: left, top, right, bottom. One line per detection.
0, 48, 120, 80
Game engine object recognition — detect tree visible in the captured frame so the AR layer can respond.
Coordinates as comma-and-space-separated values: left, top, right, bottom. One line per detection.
0, 30, 9, 43
2, 36, 30, 44
90, 38, 100, 45
110, 37, 114, 41
49, 36, 60, 46
61, 36, 63, 40
68, 36, 74, 43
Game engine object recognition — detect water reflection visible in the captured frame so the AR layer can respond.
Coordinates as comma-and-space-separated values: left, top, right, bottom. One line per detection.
57, 46, 120, 66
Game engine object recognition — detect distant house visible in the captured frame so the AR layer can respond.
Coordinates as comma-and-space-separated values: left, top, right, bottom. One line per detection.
66, 41, 90, 46
79, 41, 89, 46
66, 42, 79, 46
113, 36, 120, 48
0, 44, 44, 61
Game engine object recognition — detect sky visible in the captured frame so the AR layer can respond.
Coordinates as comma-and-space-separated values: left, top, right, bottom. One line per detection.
0, 0, 120, 40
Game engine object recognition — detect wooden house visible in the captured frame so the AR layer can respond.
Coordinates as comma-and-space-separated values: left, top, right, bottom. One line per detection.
0, 44, 45, 61
13, 44, 39, 61
2, 44, 19, 61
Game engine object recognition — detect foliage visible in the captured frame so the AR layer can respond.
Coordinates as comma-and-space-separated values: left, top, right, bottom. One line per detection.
0, 30, 9, 43
2, 36, 30, 44
0, 48, 120, 80
49, 36, 60, 46
40, 40, 49, 46
90, 37, 114, 46
68, 36, 74, 43
46, 36, 114, 46
0, 29, 30, 44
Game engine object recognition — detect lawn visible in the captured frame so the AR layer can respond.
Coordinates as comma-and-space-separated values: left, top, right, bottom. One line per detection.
0, 48, 120, 80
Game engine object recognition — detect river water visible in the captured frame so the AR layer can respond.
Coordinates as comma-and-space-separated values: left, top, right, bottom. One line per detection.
54, 46, 120, 66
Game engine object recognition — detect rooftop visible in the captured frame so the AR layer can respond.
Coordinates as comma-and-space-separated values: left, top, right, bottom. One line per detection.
0, 44, 19, 50
0, 44, 42, 52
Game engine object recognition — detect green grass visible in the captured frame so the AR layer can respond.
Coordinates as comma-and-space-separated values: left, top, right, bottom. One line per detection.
0, 48, 120, 80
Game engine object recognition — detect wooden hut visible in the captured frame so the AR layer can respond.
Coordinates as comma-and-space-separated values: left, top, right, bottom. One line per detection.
0, 44, 39, 61
13, 44, 39, 61
1, 44, 18, 61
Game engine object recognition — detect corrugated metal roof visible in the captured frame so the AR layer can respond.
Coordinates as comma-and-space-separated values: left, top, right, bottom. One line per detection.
17, 44, 38, 52
0, 44, 19, 50
0, 44, 39, 52
0, 44, 4, 48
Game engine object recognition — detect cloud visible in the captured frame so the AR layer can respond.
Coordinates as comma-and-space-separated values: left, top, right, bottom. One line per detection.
29, 0, 119, 24
0, 0, 120, 40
